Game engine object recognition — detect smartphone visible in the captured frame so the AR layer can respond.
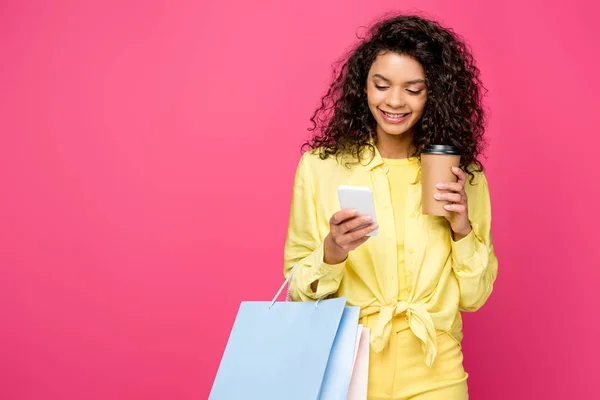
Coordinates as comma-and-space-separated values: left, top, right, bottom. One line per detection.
337, 186, 378, 237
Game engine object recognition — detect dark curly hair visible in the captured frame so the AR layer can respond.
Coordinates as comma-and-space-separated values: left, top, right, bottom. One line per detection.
303, 14, 487, 179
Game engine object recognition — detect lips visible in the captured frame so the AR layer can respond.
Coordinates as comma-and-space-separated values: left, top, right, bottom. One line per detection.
382, 111, 409, 118
379, 109, 411, 124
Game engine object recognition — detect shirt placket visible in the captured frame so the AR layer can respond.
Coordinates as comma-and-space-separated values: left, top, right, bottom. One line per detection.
371, 165, 399, 303
405, 181, 423, 296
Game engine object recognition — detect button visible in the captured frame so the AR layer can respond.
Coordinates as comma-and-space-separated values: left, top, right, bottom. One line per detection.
410, 211, 418, 218
318, 268, 325, 274
408, 248, 415, 254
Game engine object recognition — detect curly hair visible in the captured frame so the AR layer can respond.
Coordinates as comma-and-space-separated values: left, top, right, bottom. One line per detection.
303, 14, 487, 179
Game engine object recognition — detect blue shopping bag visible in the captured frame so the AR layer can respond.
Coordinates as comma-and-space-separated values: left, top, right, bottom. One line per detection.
209, 265, 360, 400
320, 305, 360, 400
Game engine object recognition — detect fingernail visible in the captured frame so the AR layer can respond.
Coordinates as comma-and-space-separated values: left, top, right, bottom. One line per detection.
444, 205, 451, 210
364, 215, 372, 221
434, 193, 441, 200
436, 183, 443, 189
351, 209, 358, 213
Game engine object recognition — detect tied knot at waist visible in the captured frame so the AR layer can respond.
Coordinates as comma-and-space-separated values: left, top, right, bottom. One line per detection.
370, 301, 438, 367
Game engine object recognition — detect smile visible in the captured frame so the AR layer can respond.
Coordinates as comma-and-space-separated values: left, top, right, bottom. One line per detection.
379, 109, 411, 123
383, 111, 408, 118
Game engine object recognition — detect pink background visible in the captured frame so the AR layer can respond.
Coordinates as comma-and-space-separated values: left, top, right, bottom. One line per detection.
1, 0, 599, 398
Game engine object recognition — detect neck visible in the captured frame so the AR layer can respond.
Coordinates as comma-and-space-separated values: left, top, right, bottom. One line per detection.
375, 127, 416, 159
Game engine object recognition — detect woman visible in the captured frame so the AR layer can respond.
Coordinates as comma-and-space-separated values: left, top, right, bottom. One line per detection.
283, 14, 498, 400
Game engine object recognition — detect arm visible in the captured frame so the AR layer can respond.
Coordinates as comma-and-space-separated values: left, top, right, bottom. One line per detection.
283, 154, 346, 301
450, 172, 499, 311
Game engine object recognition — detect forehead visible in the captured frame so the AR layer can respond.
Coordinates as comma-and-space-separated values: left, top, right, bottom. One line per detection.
368, 52, 425, 81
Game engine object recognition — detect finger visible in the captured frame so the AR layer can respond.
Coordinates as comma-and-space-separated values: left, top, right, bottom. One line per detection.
344, 222, 378, 243
338, 235, 370, 252
330, 208, 358, 225
347, 235, 370, 249
436, 182, 464, 193
444, 203, 466, 213
452, 167, 467, 186
350, 236, 371, 249
434, 192, 463, 203
339, 215, 373, 234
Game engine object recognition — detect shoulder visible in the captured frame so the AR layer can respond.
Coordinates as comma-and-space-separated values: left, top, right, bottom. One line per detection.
296, 148, 352, 175
463, 167, 490, 197
466, 168, 487, 184
293, 148, 364, 192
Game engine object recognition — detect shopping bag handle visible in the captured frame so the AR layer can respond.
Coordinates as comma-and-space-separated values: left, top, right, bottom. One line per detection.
269, 264, 322, 309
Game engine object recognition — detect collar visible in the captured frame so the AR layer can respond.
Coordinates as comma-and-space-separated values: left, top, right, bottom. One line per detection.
363, 142, 421, 184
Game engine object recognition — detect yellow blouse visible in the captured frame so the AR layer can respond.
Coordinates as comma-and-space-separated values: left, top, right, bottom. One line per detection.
382, 156, 420, 300
283, 147, 498, 366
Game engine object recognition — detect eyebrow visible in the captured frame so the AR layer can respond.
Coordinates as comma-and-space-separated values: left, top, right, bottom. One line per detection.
372, 74, 425, 85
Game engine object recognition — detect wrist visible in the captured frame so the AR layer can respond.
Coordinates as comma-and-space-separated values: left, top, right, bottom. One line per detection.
452, 225, 472, 241
324, 234, 348, 265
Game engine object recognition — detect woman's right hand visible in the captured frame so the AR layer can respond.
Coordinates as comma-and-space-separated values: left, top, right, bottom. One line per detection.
324, 209, 378, 265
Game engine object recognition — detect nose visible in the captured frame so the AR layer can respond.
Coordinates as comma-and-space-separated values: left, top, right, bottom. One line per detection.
386, 87, 406, 109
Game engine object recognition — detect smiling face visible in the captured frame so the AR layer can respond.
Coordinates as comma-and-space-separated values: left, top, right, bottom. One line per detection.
365, 52, 428, 141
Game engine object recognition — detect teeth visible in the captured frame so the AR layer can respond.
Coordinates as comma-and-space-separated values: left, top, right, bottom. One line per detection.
383, 111, 408, 119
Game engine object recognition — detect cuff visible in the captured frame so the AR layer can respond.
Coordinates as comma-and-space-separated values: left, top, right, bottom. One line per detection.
451, 228, 477, 267
308, 242, 347, 297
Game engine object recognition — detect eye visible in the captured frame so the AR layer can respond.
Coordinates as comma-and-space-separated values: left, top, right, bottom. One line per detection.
375, 85, 389, 90
407, 89, 423, 95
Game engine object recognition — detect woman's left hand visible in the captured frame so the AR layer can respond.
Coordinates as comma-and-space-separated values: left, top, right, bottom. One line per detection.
434, 167, 472, 240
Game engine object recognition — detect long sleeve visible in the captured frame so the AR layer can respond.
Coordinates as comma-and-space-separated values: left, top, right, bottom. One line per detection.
283, 153, 346, 301
451, 172, 499, 312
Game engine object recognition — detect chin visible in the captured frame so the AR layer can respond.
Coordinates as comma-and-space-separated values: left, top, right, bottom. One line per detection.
381, 126, 412, 136
378, 119, 417, 137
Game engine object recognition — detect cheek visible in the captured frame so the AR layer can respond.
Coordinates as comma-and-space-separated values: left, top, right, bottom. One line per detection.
410, 97, 427, 116
366, 88, 384, 106
366, 93, 375, 108
367, 95, 382, 115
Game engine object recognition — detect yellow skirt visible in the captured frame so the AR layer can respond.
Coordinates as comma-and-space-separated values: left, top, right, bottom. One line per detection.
360, 314, 469, 400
